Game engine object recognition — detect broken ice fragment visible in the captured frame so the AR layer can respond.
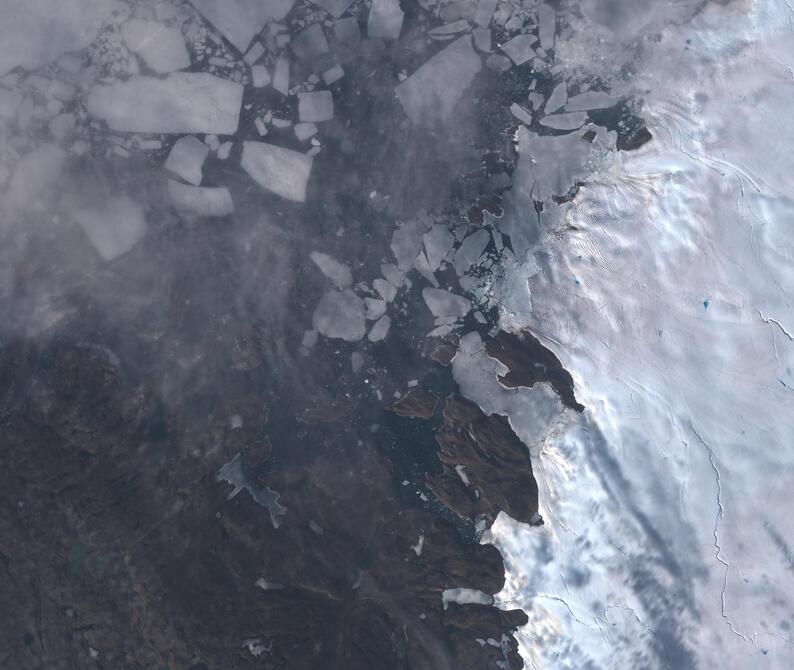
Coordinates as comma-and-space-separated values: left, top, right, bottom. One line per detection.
0, 0, 116, 77
244, 41, 266, 66
217, 453, 286, 528
368, 315, 391, 343
251, 65, 271, 88
189, 0, 295, 52
373, 278, 397, 303
428, 20, 471, 39
3, 144, 66, 211
391, 220, 426, 271
121, 18, 191, 74
164, 136, 209, 186
368, 0, 405, 41
313, 290, 366, 341
538, 2, 556, 51
86, 73, 243, 134
474, 0, 498, 27
298, 91, 334, 122
565, 90, 617, 111
539, 111, 587, 130
453, 229, 490, 276
364, 298, 387, 321
292, 24, 329, 60
313, 0, 356, 18
423, 225, 455, 272
273, 57, 290, 95
472, 28, 492, 53
168, 181, 235, 217
70, 195, 148, 261
335, 17, 361, 43
396, 35, 481, 125
241, 141, 313, 203
323, 64, 345, 85
510, 102, 533, 126
294, 122, 318, 141
422, 288, 471, 318
545, 81, 567, 114
310, 251, 353, 288
500, 34, 537, 65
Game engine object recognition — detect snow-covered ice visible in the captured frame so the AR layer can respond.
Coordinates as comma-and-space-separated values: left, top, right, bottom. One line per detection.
121, 18, 191, 74
86, 73, 243, 135
565, 90, 616, 111
241, 141, 313, 203
538, 111, 587, 130
164, 136, 209, 186
422, 288, 471, 319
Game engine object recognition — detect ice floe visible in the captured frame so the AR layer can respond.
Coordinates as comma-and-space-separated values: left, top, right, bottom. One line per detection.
298, 91, 334, 123
241, 141, 313, 202
164, 136, 209, 186
86, 73, 243, 135
313, 290, 366, 341
69, 195, 148, 261
422, 288, 471, 319
189, 0, 295, 52
368, 0, 405, 41
167, 181, 235, 217
121, 18, 191, 74
310, 251, 353, 288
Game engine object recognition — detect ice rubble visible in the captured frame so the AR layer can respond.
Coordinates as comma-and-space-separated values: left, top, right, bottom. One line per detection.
241, 142, 313, 203
164, 136, 209, 186
396, 35, 481, 125
488, 3, 794, 669
120, 18, 191, 74
313, 290, 366, 341
189, 0, 295, 52
0, 0, 117, 76
86, 73, 243, 135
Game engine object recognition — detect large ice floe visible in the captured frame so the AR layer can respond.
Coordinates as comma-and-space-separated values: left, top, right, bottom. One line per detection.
483, 3, 794, 669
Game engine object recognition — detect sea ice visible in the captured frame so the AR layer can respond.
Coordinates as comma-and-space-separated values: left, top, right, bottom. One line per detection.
273, 57, 290, 95
396, 36, 482, 125
368, 315, 391, 342
86, 73, 243, 135
167, 180, 235, 217
312, 0, 356, 18
3, 144, 66, 211
373, 278, 397, 303
310, 251, 353, 288
335, 17, 361, 44
364, 298, 387, 321
294, 122, 318, 141
298, 91, 334, 122
539, 111, 587, 130
189, 0, 295, 52
251, 65, 271, 88
313, 290, 366, 341
164, 136, 209, 185
500, 34, 537, 65
423, 225, 455, 271
121, 18, 191, 74
292, 24, 329, 60
473, 0, 498, 27
0, 0, 116, 77
565, 90, 617, 111
70, 195, 148, 261
545, 81, 567, 113
240, 141, 313, 202
453, 229, 490, 275
422, 288, 471, 318
367, 0, 405, 41
537, 2, 556, 51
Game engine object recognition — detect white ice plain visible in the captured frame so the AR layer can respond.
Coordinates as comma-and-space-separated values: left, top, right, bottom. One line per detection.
481, 3, 794, 669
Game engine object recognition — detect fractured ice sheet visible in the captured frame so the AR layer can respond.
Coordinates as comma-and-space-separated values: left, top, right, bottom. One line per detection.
241, 142, 313, 203
121, 18, 191, 74
453, 229, 490, 276
189, 0, 295, 52
164, 136, 209, 186
313, 290, 366, 341
0, 0, 117, 76
86, 73, 243, 135
69, 195, 148, 261
396, 35, 481, 126
538, 111, 588, 130
167, 181, 235, 217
